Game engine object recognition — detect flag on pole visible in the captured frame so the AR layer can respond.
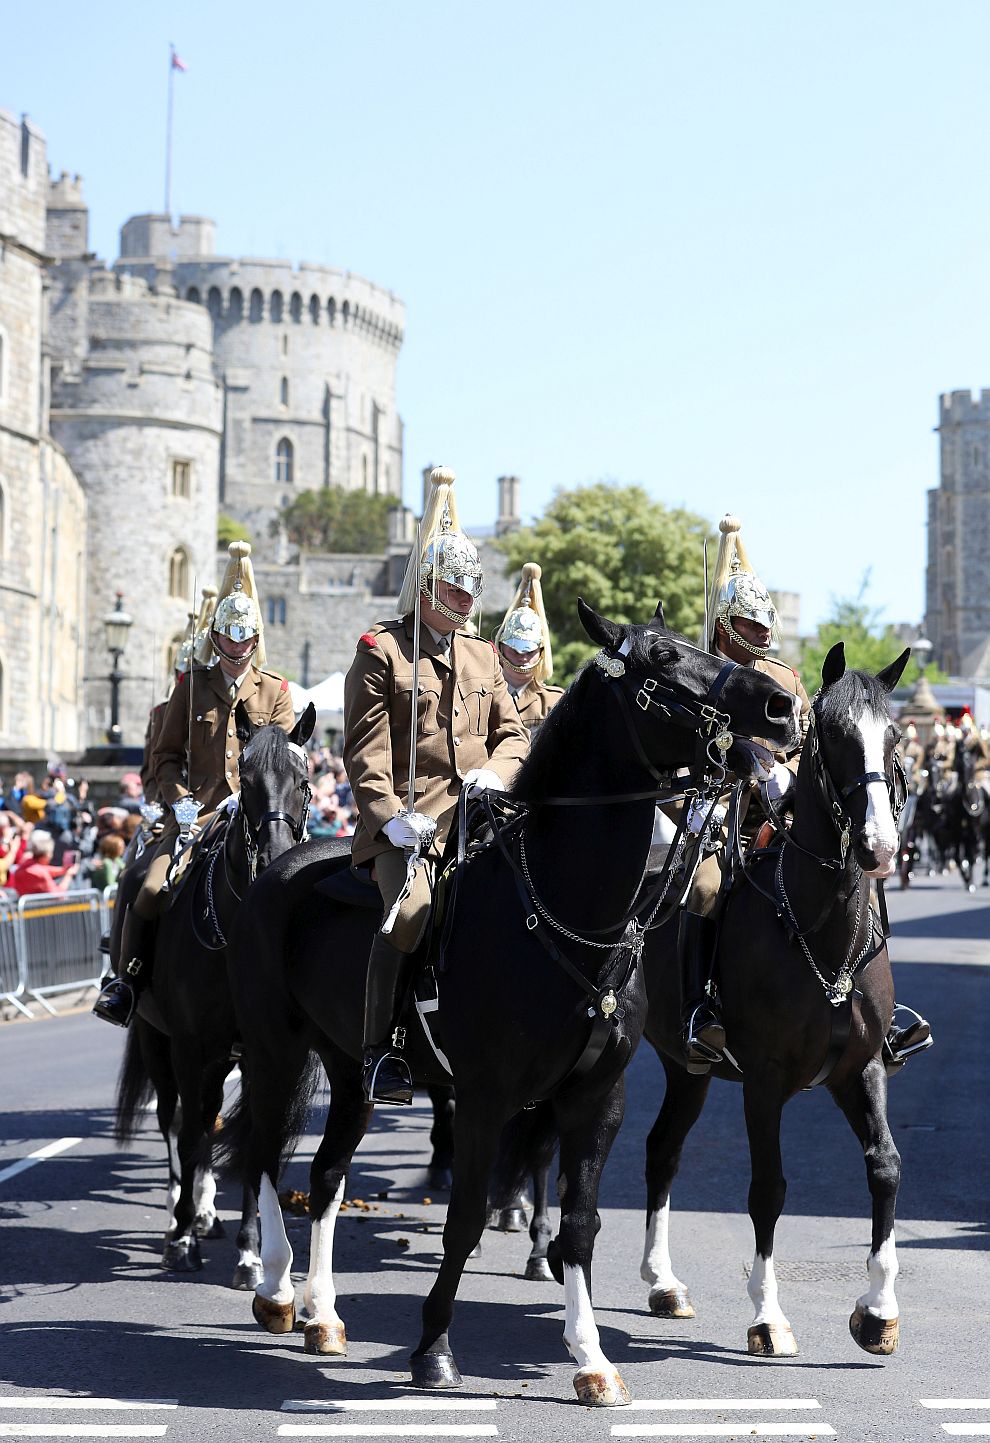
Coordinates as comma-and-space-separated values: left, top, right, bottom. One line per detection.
171, 48, 187, 72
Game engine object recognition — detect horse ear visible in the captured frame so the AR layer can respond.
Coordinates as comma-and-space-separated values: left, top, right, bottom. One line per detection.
647, 598, 666, 631
821, 641, 845, 689
577, 598, 624, 651
290, 701, 317, 747
876, 648, 911, 694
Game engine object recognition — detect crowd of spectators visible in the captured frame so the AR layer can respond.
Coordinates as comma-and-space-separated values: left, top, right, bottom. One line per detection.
0, 769, 142, 897
0, 742, 358, 896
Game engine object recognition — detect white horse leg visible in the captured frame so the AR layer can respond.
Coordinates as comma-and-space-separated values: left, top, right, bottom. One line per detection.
302, 1179, 347, 1355
640, 1199, 694, 1317
747, 1252, 798, 1356
252, 1173, 296, 1334
192, 1165, 223, 1237
850, 1233, 900, 1354
563, 1263, 630, 1407
163, 1124, 181, 1237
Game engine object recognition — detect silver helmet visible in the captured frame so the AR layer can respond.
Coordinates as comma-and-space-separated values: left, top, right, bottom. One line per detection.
211, 541, 266, 663
705, 514, 778, 659
494, 562, 553, 681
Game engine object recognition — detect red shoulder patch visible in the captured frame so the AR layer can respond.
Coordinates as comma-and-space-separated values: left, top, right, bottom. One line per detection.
280, 678, 288, 692
490, 640, 498, 654
176, 672, 187, 685
358, 632, 379, 650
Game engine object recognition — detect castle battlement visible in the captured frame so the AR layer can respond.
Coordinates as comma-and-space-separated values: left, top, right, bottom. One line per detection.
0, 108, 48, 252
938, 389, 990, 425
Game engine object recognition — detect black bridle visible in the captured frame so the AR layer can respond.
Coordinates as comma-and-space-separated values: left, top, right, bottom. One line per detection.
240, 775, 311, 876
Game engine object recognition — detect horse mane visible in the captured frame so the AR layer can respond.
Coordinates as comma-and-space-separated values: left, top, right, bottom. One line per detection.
816, 668, 891, 724
511, 622, 691, 802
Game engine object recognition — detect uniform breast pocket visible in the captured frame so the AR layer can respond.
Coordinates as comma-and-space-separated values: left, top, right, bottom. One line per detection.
461, 681, 492, 736
193, 708, 219, 735
394, 680, 442, 735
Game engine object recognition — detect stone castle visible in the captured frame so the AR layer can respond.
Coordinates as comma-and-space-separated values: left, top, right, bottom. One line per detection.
0, 105, 519, 754
926, 391, 990, 679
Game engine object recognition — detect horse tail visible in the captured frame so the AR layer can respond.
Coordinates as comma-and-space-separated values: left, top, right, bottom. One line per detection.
488, 1100, 558, 1210
114, 1024, 156, 1144
214, 1046, 323, 1185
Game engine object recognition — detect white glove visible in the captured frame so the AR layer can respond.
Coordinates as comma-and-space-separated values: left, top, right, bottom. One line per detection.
383, 811, 435, 850
765, 762, 795, 803
462, 768, 504, 794
686, 798, 726, 835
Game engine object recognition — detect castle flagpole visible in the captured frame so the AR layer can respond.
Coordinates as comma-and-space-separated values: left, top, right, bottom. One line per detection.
164, 45, 186, 218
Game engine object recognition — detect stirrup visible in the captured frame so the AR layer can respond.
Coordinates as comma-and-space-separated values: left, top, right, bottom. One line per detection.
91, 978, 136, 1029
363, 1049, 413, 1106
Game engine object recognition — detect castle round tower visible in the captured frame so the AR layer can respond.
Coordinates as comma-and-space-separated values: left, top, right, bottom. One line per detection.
49, 267, 221, 744
115, 217, 405, 556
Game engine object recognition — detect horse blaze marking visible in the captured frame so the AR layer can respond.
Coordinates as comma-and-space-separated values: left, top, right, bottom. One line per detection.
0, 1137, 82, 1186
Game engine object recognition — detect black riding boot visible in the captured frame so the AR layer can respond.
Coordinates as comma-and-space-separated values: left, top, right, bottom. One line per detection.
91, 907, 153, 1029
883, 1002, 933, 1073
679, 911, 724, 1074
362, 935, 414, 1106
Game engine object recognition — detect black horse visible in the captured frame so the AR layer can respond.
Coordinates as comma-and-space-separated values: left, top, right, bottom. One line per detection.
947, 742, 985, 893
113, 706, 315, 1281
635, 644, 913, 1358
218, 602, 799, 1407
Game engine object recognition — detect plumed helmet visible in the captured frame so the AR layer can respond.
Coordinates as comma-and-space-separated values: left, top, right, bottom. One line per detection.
495, 562, 554, 682
174, 612, 197, 678
397, 467, 484, 627
212, 542, 266, 664
703, 514, 778, 659
191, 585, 219, 666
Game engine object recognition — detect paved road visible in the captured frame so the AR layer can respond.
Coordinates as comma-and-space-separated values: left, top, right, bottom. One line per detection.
0, 874, 987, 1442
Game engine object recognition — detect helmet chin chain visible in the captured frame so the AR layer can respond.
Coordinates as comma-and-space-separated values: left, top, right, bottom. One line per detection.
212, 634, 260, 662
422, 584, 473, 628
722, 616, 771, 660
498, 643, 541, 673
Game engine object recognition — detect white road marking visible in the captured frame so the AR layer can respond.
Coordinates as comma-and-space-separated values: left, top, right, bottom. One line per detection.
612, 1428, 835, 1439
923, 1404, 990, 1410
0, 1429, 168, 1438
282, 1402, 498, 1412
626, 1402, 821, 1411
278, 1429, 497, 1439
0, 1402, 176, 1410
942, 1429, 990, 1437
0, 1139, 82, 1186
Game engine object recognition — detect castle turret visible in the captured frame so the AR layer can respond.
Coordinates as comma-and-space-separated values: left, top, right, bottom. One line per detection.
49, 270, 221, 742
926, 390, 990, 678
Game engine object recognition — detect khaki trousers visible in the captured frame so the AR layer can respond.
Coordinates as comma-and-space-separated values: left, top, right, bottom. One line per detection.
369, 846, 436, 954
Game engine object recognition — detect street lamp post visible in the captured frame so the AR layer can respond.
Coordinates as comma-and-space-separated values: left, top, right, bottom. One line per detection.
102, 593, 134, 746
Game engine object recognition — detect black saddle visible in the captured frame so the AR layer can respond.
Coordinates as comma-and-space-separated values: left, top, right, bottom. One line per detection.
316, 842, 382, 910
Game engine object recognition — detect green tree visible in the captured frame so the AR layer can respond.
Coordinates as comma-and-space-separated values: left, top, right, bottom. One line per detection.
218, 513, 251, 547
273, 489, 398, 553
498, 483, 710, 682
800, 578, 946, 691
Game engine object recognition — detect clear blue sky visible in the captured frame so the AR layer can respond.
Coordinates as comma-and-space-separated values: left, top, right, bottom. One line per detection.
4, 1, 987, 633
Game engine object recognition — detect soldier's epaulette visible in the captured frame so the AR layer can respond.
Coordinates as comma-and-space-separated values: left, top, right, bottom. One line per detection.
763, 655, 799, 680
545, 684, 565, 695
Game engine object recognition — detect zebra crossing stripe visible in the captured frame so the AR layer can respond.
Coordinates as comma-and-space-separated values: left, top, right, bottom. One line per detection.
281, 1402, 498, 1412
0, 1139, 82, 1186
922, 1404, 990, 1411
611, 1427, 835, 1439
0, 1403, 177, 1411
277, 1428, 497, 1438
0, 1428, 168, 1438
625, 1403, 821, 1412
941, 1428, 990, 1437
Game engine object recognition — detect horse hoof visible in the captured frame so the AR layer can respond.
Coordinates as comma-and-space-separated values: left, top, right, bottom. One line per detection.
849, 1304, 899, 1355
161, 1236, 202, 1272
649, 1284, 695, 1318
304, 1321, 347, 1356
252, 1293, 296, 1334
747, 1322, 798, 1356
573, 1368, 631, 1407
410, 1351, 463, 1389
428, 1165, 453, 1191
231, 1262, 263, 1292
524, 1257, 555, 1282
193, 1213, 226, 1240
494, 1207, 528, 1232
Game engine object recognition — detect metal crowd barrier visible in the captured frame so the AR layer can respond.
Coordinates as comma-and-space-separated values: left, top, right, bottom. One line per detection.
0, 892, 30, 1018
16, 888, 104, 1016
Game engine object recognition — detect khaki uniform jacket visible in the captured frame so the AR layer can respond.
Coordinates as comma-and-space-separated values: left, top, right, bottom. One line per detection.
512, 679, 565, 731
344, 616, 530, 867
151, 661, 295, 818
141, 703, 167, 805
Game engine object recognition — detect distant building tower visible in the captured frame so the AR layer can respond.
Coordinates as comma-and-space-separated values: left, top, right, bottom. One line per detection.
496, 475, 521, 536
48, 200, 221, 742
115, 216, 405, 555
926, 391, 990, 679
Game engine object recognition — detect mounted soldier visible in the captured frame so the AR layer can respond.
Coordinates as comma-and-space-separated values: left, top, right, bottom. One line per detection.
141, 588, 218, 809
344, 466, 529, 1106
92, 543, 295, 1028
494, 562, 564, 732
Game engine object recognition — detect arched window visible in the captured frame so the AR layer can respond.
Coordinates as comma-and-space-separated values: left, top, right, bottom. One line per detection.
279, 376, 289, 408
290, 292, 303, 323
275, 438, 294, 485
327, 297, 336, 326
270, 290, 284, 323
207, 287, 222, 319
342, 300, 350, 327
309, 294, 321, 324
185, 286, 201, 305
170, 459, 191, 498
249, 288, 264, 322
228, 287, 243, 321
266, 596, 287, 625
168, 546, 190, 598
